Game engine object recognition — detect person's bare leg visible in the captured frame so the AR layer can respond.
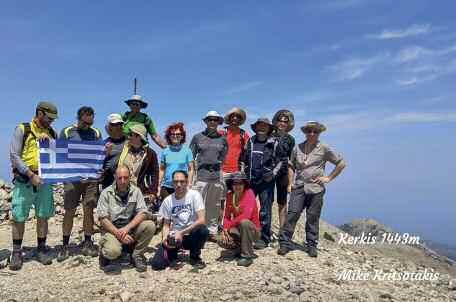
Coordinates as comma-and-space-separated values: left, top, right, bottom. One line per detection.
12, 221, 25, 241
278, 203, 287, 228
62, 208, 76, 237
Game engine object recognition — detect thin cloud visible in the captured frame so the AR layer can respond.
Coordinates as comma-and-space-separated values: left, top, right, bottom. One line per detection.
367, 24, 432, 40
395, 44, 456, 63
327, 54, 388, 81
388, 112, 456, 123
225, 81, 263, 94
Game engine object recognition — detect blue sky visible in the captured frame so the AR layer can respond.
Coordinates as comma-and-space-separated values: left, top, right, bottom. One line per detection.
1, 1, 455, 245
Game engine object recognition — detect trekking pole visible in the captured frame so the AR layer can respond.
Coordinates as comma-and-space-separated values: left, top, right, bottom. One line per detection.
134, 78, 137, 95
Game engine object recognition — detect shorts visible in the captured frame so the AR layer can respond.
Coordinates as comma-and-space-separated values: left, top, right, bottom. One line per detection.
274, 173, 289, 205
11, 181, 54, 223
64, 181, 99, 210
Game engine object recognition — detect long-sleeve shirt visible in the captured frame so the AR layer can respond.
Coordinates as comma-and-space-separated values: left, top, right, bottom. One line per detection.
10, 126, 29, 175
223, 188, 260, 230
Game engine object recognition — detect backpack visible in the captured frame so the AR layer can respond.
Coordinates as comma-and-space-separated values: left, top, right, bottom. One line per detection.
21, 122, 57, 147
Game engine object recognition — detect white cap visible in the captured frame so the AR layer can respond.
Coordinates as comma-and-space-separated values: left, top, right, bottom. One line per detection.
106, 113, 123, 125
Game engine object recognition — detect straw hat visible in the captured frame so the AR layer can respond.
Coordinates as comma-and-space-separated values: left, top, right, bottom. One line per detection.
224, 107, 247, 125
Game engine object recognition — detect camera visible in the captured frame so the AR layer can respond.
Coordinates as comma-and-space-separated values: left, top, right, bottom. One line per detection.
167, 231, 177, 249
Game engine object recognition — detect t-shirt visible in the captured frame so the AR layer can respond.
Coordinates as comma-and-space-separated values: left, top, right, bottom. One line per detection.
189, 132, 228, 182
60, 125, 102, 141
103, 136, 127, 174
159, 189, 205, 231
221, 127, 249, 173
122, 111, 157, 137
159, 145, 193, 188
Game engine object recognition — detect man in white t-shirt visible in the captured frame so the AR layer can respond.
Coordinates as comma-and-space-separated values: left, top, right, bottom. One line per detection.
151, 170, 209, 270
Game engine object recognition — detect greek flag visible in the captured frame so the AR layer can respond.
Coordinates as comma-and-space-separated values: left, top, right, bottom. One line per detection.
38, 139, 106, 184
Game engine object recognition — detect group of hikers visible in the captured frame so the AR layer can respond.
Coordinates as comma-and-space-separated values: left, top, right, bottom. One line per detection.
8, 94, 346, 272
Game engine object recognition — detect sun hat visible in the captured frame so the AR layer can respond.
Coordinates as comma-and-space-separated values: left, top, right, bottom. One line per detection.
300, 121, 327, 133
202, 110, 223, 125
272, 109, 295, 132
224, 107, 247, 125
250, 117, 274, 134
37, 101, 58, 119
125, 95, 148, 109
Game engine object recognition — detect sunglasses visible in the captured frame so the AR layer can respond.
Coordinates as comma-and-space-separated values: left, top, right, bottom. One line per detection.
170, 133, 183, 137
305, 130, 320, 134
206, 118, 220, 122
130, 102, 141, 107
278, 119, 289, 123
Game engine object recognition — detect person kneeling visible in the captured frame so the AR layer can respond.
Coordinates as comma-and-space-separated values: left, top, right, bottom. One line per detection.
151, 170, 208, 270
219, 172, 260, 267
97, 166, 156, 272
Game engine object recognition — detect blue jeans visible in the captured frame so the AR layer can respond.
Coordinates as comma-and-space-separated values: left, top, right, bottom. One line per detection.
251, 180, 274, 244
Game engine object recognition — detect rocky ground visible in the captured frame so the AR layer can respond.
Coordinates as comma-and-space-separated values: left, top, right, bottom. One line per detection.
0, 181, 456, 302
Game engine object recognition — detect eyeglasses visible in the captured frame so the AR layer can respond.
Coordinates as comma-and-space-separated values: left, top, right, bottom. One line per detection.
170, 133, 183, 137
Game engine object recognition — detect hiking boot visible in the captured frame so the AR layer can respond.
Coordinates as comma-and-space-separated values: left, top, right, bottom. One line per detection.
9, 250, 23, 271
237, 257, 253, 267
189, 256, 206, 269
57, 245, 70, 262
131, 254, 147, 273
277, 245, 291, 256
253, 240, 268, 250
307, 246, 318, 258
36, 248, 53, 265
99, 253, 110, 268
81, 240, 98, 257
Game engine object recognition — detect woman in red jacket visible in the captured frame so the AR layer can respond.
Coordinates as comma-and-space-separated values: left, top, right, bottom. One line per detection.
220, 172, 260, 266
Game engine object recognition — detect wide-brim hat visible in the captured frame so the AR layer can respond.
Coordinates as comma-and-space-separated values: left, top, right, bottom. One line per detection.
272, 109, 295, 132
300, 121, 327, 133
37, 101, 58, 119
224, 107, 247, 125
125, 95, 148, 109
202, 110, 223, 125
129, 124, 148, 143
251, 117, 274, 134
225, 171, 250, 190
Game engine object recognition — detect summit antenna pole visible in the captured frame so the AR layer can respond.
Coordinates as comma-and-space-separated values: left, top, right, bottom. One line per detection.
134, 78, 137, 95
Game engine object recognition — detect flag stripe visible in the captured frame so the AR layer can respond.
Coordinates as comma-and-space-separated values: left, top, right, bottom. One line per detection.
41, 168, 100, 174
40, 163, 103, 169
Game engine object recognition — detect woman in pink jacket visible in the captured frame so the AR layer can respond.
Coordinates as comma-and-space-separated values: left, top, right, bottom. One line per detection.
220, 172, 260, 267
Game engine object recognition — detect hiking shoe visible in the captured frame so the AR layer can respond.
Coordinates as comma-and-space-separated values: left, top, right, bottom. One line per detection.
99, 253, 110, 268
237, 257, 253, 267
253, 240, 268, 250
189, 256, 206, 269
81, 240, 98, 257
131, 254, 147, 273
307, 246, 318, 258
36, 248, 53, 265
9, 250, 23, 271
277, 245, 291, 256
57, 245, 70, 262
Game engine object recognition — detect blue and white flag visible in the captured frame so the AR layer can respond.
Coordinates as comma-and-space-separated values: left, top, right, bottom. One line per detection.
38, 139, 106, 184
